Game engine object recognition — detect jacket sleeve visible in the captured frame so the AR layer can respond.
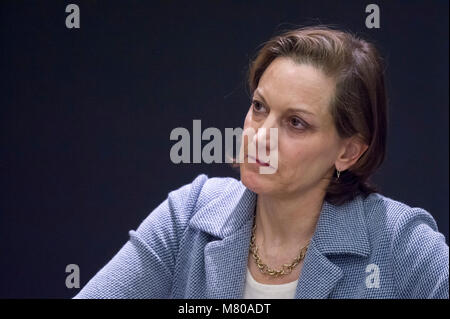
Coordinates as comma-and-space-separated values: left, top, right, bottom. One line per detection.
73, 174, 208, 299
392, 207, 449, 299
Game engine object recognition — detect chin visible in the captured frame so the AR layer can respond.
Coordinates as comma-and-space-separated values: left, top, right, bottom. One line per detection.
239, 164, 275, 195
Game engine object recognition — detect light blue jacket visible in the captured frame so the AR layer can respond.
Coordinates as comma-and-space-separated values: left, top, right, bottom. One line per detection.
74, 174, 449, 299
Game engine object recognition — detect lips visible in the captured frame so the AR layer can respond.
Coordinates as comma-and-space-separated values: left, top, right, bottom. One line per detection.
256, 158, 270, 167
248, 155, 270, 167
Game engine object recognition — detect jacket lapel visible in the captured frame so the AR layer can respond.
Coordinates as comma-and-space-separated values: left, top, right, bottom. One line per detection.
190, 180, 256, 298
295, 195, 370, 298
203, 217, 253, 298
294, 240, 344, 298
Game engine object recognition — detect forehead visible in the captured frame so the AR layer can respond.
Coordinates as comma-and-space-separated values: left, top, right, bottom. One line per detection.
256, 57, 336, 118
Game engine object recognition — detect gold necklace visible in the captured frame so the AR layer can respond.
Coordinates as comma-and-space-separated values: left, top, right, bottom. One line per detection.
249, 215, 310, 277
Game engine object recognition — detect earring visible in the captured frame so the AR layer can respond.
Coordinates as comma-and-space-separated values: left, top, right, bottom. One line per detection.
336, 169, 341, 180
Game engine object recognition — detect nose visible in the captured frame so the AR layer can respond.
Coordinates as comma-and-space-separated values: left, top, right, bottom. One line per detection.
252, 118, 278, 153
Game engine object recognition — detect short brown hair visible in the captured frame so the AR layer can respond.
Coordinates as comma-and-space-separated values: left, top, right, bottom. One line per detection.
246, 25, 388, 205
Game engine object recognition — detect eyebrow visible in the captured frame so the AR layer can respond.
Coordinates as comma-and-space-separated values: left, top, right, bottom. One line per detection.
253, 90, 316, 117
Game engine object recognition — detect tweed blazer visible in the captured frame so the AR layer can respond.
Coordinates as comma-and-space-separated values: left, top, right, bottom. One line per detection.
74, 174, 449, 299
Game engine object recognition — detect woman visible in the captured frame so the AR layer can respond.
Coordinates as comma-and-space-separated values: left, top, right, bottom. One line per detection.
74, 26, 448, 299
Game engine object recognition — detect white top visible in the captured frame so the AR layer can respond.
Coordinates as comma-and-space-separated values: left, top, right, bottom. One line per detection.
243, 267, 299, 299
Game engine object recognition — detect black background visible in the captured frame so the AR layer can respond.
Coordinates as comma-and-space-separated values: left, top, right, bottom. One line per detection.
0, 0, 448, 298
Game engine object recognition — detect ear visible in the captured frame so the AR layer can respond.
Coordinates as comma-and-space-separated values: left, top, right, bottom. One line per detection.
334, 135, 369, 172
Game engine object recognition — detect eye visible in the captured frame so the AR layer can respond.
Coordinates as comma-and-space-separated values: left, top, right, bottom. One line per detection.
252, 100, 266, 113
290, 117, 307, 130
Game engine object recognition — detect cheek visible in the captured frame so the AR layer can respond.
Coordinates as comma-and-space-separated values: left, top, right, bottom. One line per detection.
279, 137, 335, 171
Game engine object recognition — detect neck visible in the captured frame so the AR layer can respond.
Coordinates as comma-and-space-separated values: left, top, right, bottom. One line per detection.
254, 187, 325, 250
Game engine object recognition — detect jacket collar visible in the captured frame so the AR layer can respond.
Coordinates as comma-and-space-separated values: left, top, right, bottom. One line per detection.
189, 180, 256, 239
189, 179, 370, 257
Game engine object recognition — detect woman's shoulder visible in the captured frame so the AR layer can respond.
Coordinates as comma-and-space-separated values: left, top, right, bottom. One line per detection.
167, 173, 245, 217
169, 173, 242, 202
133, 174, 244, 244
362, 192, 434, 221
360, 192, 443, 241
361, 194, 448, 298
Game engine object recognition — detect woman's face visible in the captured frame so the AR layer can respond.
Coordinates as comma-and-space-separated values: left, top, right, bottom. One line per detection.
240, 56, 347, 197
